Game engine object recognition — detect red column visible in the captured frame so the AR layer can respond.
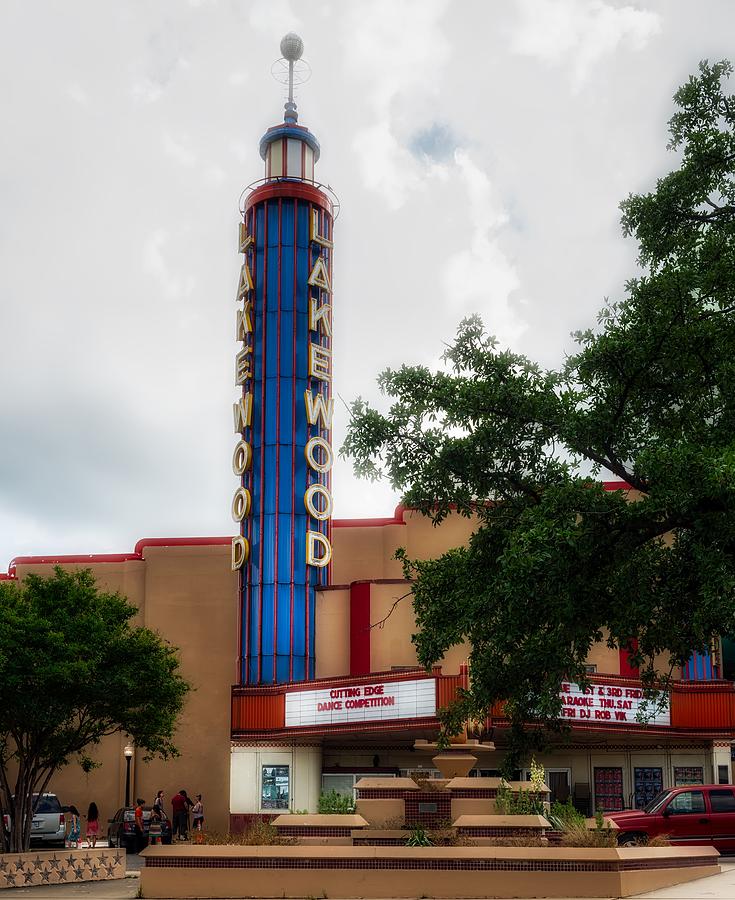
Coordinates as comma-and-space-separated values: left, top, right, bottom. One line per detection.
349, 581, 371, 675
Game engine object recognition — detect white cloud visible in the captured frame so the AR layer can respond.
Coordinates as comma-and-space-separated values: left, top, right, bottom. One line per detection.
163, 132, 198, 167
144, 229, 195, 301
442, 151, 526, 346
511, 0, 662, 88
66, 82, 90, 106
247, 0, 302, 37
345, 0, 452, 207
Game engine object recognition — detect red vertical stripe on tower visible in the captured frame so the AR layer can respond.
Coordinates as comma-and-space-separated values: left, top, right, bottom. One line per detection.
350, 582, 371, 675
289, 199, 297, 681
273, 198, 282, 685
304, 205, 312, 679
243, 206, 255, 684
257, 203, 268, 685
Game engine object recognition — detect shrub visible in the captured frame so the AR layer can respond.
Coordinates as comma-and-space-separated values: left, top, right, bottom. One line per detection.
559, 821, 617, 848
429, 827, 473, 847
405, 825, 433, 846
411, 773, 443, 792
495, 779, 545, 815
481, 836, 546, 847
201, 821, 296, 846
547, 797, 586, 831
317, 790, 355, 814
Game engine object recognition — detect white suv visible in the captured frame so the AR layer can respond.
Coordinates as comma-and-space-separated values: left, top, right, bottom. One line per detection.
2, 794, 66, 846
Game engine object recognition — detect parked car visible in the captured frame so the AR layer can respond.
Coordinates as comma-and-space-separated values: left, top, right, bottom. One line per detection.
107, 806, 172, 851
2, 793, 66, 846
607, 784, 735, 851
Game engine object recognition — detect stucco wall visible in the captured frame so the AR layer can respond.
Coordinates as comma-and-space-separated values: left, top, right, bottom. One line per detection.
14, 544, 237, 834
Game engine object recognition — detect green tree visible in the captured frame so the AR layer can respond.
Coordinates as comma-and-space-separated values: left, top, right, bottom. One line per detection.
342, 61, 735, 765
0, 567, 190, 852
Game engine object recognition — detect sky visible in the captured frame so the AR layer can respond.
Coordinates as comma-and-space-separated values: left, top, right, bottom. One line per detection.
0, 0, 733, 568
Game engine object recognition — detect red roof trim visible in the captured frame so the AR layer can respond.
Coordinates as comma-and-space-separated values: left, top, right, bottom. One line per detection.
603, 480, 633, 491
7, 536, 232, 576
132, 536, 231, 555
333, 505, 407, 528
245, 181, 331, 216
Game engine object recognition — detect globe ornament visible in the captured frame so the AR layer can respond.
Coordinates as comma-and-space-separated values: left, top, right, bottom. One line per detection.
280, 32, 304, 62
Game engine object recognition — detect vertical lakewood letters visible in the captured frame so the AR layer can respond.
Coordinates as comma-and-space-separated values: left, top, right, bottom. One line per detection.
231, 221, 254, 570
305, 209, 333, 568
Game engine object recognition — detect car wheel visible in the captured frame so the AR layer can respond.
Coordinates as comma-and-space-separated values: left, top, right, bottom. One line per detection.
618, 832, 647, 847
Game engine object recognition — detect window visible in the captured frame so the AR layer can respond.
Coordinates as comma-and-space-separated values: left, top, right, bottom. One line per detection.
286, 139, 302, 178
261, 765, 289, 810
321, 772, 395, 801
710, 790, 735, 813
400, 768, 442, 780
666, 791, 705, 815
594, 767, 624, 812
584, 664, 597, 673
718, 765, 730, 785
674, 766, 704, 786
33, 795, 61, 814
633, 768, 663, 810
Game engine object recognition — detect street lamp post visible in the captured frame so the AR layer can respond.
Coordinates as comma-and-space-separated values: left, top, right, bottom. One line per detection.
123, 745, 134, 808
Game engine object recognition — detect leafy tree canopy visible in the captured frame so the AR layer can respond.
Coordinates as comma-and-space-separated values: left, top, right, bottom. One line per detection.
0, 567, 190, 851
342, 61, 735, 762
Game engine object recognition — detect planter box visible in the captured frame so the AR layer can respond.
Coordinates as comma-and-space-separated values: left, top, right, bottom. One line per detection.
0, 848, 125, 890
454, 814, 550, 838
140, 843, 720, 899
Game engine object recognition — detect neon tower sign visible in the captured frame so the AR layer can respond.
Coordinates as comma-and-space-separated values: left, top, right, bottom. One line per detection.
231, 33, 336, 684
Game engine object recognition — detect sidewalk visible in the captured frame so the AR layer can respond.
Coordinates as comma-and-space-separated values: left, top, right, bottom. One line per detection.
632, 860, 735, 899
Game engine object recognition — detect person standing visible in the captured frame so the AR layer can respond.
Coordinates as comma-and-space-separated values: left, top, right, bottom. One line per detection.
153, 790, 164, 816
85, 802, 99, 848
171, 789, 188, 841
67, 806, 81, 848
134, 798, 146, 853
191, 794, 204, 832
148, 804, 163, 846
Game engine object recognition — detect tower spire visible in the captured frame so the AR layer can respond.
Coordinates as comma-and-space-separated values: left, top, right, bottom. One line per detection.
280, 32, 303, 123
272, 32, 311, 125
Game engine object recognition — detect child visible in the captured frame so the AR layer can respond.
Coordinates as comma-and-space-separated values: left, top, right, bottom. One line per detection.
85, 802, 99, 848
148, 804, 163, 846
67, 806, 81, 848
191, 794, 204, 832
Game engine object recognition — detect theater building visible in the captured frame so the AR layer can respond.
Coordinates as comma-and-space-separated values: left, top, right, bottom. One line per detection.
3, 35, 735, 832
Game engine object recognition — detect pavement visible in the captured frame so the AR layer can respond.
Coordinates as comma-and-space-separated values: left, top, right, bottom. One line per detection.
4, 858, 734, 900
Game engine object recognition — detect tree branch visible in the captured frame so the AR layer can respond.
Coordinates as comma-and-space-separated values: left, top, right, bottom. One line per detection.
370, 591, 412, 630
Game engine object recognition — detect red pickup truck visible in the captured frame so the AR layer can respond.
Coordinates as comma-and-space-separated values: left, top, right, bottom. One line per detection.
607, 784, 735, 851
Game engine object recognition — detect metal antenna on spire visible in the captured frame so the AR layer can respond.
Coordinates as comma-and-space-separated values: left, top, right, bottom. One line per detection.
271, 32, 312, 124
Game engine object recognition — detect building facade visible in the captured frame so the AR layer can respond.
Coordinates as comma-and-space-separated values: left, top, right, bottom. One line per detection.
2, 35, 735, 833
